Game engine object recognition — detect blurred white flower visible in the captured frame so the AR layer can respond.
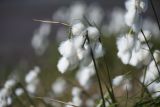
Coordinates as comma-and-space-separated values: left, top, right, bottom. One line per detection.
87, 27, 100, 40
0, 88, 12, 107
31, 23, 51, 56
58, 39, 76, 58
76, 63, 95, 89
51, 78, 67, 95
4, 79, 16, 90
25, 66, 41, 95
116, 34, 135, 64
107, 8, 126, 34
124, 0, 148, 32
15, 88, 24, 96
112, 75, 124, 86
57, 57, 70, 73
71, 22, 85, 36
129, 44, 151, 66
71, 87, 82, 106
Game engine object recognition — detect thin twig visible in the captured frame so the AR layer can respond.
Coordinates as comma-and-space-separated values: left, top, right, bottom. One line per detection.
33, 96, 79, 107
125, 86, 128, 107
33, 19, 70, 27
140, 66, 148, 100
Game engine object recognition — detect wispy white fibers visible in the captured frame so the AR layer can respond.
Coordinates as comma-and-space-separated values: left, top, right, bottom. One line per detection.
51, 78, 67, 96
31, 23, 51, 56
71, 22, 85, 36
57, 22, 104, 92
58, 40, 76, 58
124, 0, 148, 32
138, 30, 151, 42
25, 66, 41, 95
116, 34, 135, 64
117, 33, 151, 67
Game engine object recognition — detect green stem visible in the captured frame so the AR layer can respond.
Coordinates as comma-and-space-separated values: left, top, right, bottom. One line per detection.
17, 82, 36, 107
141, 29, 160, 76
85, 31, 106, 107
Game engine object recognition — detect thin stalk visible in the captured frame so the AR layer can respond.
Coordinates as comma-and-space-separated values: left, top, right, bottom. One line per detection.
12, 89, 27, 107
99, 70, 115, 105
85, 31, 106, 107
141, 29, 160, 76
103, 56, 117, 104
140, 66, 147, 98
33, 96, 79, 107
125, 86, 128, 107
98, 31, 117, 105
150, 0, 160, 32
17, 82, 36, 107
33, 19, 70, 27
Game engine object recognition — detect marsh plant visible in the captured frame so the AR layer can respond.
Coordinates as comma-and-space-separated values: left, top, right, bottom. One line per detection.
1, 0, 160, 107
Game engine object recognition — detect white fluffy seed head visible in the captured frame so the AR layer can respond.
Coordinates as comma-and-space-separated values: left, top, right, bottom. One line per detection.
71, 22, 85, 36
93, 42, 104, 58
138, 30, 151, 42
57, 57, 70, 73
58, 40, 76, 58
87, 27, 100, 40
